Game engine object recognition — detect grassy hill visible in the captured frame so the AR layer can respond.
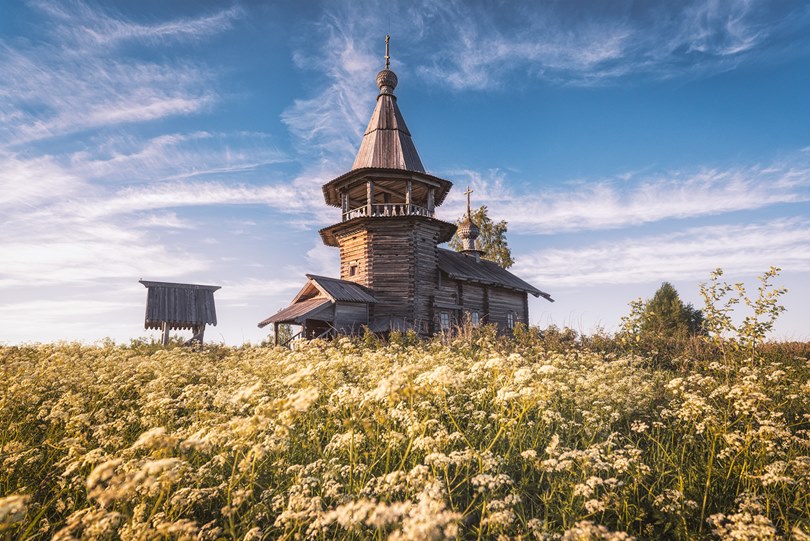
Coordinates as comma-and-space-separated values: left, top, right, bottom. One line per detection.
1, 330, 808, 540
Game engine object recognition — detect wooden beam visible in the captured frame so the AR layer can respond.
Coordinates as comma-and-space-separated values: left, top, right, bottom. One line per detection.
483, 287, 490, 324
427, 188, 435, 213
367, 180, 374, 215
369, 183, 403, 198
274, 322, 279, 346
405, 180, 412, 206
161, 321, 170, 346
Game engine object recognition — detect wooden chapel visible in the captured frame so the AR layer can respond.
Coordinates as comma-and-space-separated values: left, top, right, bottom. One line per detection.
258, 37, 552, 343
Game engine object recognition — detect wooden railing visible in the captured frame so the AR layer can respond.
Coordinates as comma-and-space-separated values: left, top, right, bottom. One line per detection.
343, 203, 433, 221
281, 331, 302, 348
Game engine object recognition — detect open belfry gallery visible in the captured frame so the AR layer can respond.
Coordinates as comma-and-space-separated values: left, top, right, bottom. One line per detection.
258, 37, 553, 342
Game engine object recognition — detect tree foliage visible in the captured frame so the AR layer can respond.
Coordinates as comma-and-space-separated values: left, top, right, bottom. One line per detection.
641, 282, 704, 338
448, 205, 514, 269
620, 282, 705, 368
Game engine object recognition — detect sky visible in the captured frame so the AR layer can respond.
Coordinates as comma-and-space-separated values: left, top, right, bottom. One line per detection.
1, 0, 809, 345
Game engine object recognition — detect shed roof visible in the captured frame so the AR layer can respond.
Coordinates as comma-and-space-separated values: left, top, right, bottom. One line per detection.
301, 274, 379, 303
258, 298, 333, 328
139, 279, 221, 330
436, 249, 554, 301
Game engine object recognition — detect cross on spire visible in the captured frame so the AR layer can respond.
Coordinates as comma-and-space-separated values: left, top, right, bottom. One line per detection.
464, 186, 473, 217
385, 34, 390, 70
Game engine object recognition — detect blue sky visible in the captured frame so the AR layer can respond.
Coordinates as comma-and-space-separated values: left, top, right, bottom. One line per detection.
1, 0, 809, 344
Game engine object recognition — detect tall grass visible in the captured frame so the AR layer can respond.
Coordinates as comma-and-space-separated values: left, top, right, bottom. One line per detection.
1, 329, 808, 540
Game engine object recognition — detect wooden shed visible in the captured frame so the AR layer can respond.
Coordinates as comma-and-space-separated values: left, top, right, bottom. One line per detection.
139, 280, 221, 346
258, 274, 378, 344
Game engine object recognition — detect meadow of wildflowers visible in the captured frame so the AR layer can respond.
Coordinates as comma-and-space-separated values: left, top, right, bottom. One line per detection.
1, 325, 808, 540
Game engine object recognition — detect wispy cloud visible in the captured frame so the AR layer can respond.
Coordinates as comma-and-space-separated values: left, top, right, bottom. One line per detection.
439, 160, 810, 234
412, 0, 808, 89
515, 218, 810, 288
0, 2, 242, 145
30, 1, 242, 46
281, 6, 380, 172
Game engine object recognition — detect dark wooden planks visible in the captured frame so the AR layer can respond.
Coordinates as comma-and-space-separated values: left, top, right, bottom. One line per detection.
140, 280, 220, 330
436, 249, 553, 301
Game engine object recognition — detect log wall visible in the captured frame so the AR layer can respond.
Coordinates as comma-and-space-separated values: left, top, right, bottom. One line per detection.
433, 276, 527, 333
334, 217, 444, 334
334, 302, 368, 334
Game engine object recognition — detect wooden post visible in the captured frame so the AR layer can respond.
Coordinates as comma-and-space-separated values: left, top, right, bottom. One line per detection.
405, 179, 412, 209
341, 192, 348, 215
161, 321, 170, 346
522, 292, 529, 325
427, 187, 435, 214
274, 322, 279, 346
482, 287, 490, 324
367, 180, 374, 216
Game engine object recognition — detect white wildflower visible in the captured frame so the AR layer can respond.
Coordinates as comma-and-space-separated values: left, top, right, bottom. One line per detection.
0, 494, 29, 529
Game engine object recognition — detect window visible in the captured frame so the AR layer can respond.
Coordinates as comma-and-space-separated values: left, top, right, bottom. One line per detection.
439, 312, 450, 331
506, 311, 515, 330
471, 311, 480, 326
349, 263, 357, 276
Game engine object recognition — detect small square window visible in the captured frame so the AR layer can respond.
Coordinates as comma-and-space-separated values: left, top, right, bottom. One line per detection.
349, 264, 357, 276
471, 311, 480, 326
440, 312, 450, 331
506, 312, 515, 330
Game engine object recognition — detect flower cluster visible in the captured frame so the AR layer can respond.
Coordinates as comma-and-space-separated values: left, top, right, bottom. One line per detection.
0, 335, 807, 539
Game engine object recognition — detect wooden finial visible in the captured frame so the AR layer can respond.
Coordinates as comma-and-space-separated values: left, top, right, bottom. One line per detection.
385, 34, 390, 70
464, 186, 473, 217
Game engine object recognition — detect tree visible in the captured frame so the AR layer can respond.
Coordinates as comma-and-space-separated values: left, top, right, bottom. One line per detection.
620, 282, 706, 368
640, 282, 691, 338
639, 282, 706, 338
449, 205, 515, 269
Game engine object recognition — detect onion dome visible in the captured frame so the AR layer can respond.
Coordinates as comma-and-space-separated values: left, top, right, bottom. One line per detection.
457, 215, 480, 251
458, 187, 485, 260
376, 68, 398, 95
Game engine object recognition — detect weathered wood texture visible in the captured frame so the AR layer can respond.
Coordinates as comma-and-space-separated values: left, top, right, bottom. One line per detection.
334, 302, 369, 333
334, 217, 447, 333
352, 76, 425, 172
433, 277, 528, 334
436, 249, 551, 300
259, 58, 553, 338
140, 280, 220, 331
321, 169, 452, 210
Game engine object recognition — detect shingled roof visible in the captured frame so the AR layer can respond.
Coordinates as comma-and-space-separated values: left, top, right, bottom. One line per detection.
258, 298, 332, 328
295, 275, 379, 304
436, 249, 554, 301
139, 280, 221, 330
351, 48, 425, 173
352, 92, 424, 172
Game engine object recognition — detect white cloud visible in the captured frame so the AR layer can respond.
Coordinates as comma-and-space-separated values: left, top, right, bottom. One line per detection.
281, 7, 380, 173
438, 161, 810, 234
515, 218, 810, 288
0, 2, 242, 145
418, 0, 803, 89
30, 1, 242, 46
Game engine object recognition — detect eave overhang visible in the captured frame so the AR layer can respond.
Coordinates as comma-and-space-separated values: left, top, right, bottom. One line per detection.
322, 168, 453, 208
319, 215, 457, 247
